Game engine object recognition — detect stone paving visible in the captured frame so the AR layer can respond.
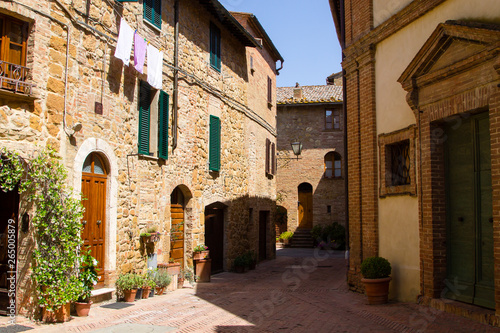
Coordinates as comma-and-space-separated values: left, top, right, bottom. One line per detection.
1, 248, 499, 332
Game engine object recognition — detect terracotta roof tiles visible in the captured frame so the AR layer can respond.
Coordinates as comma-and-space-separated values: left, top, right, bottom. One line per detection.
277, 84, 343, 105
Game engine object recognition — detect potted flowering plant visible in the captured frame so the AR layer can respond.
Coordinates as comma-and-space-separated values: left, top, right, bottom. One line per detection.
74, 250, 99, 316
116, 273, 142, 302
140, 226, 161, 243
193, 244, 209, 260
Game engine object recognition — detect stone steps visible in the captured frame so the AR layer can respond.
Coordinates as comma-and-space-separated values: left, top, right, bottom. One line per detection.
90, 287, 115, 304
291, 228, 313, 248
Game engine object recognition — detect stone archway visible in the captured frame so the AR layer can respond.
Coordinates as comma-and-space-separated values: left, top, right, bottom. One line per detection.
74, 138, 118, 286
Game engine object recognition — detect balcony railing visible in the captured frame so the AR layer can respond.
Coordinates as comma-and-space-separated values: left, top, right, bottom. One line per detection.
0, 61, 35, 95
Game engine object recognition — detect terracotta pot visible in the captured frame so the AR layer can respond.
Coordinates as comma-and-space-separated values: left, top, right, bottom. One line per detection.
155, 287, 165, 295
193, 250, 210, 261
361, 277, 392, 305
196, 259, 211, 282
74, 301, 92, 317
42, 302, 71, 323
142, 287, 151, 299
165, 262, 181, 276
123, 289, 137, 302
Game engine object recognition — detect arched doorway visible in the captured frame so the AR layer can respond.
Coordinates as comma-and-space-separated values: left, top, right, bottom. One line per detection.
170, 187, 185, 268
81, 153, 107, 286
298, 183, 313, 229
205, 202, 225, 273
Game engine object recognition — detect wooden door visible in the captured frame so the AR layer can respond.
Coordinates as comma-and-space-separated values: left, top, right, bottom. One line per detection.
170, 204, 184, 268
259, 211, 268, 261
444, 112, 494, 309
0, 187, 19, 316
298, 186, 313, 229
205, 207, 224, 273
81, 154, 106, 286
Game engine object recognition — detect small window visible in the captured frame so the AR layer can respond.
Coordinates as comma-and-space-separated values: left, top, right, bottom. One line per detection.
267, 76, 272, 104
387, 140, 410, 186
325, 110, 333, 129
210, 23, 221, 72
82, 153, 107, 175
327, 205, 331, 213
325, 152, 341, 178
209, 115, 221, 171
144, 0, 161, 29
333, 110, 340, 129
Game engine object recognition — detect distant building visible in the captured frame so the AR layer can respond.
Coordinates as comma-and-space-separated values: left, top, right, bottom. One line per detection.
330, 0, 500, 326
276, 82, 345, 245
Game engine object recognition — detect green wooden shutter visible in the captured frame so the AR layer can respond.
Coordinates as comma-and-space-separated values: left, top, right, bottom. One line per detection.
210, 23, 221, 71
158, 90, 169, 160
138, 81, 151, 155
144, 0, 161, 29
209, 115, 221, 171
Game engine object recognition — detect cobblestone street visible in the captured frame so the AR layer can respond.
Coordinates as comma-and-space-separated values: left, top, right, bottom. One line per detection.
1, 248, 499, 333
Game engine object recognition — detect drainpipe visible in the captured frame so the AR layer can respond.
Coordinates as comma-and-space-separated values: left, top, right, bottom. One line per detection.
172, 0, 179, 150
62, 24, 72, 138
276, 60, 283, 75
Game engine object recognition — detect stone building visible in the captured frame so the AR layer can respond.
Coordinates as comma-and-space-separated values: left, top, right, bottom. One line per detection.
330, 0, 500, 326
276, 83, 345, 242
0, 0, 282, 316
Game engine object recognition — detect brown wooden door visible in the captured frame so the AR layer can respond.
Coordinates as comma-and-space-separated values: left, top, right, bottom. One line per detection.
0, 187, 19, 316
81, 154, 107, 286
170, 204, 184, 268
298, 185, 313, 229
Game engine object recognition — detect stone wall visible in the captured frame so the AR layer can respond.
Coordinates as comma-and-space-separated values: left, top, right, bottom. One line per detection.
276, 102, 345, 232
0, 0, 278, 316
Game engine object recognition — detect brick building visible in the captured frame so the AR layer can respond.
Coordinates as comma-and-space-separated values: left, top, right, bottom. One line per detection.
0, 0, 281, 316
330, 0, 500, 326
276, 83, 345, 241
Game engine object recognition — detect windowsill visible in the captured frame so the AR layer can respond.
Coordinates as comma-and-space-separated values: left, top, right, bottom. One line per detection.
138, 153, 159, 161
210, 64, 221, 73
380, 184, 416, 197
143, 19, 161, 33
323, 128, 342, 132
324, 176, 344, 180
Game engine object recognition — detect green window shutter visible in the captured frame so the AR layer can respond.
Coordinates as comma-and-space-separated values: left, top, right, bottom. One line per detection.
210, 23, 221, 71
138, 81, 151, 155
144, 0, 161, 29
158, 90, 169, 160
209, 115, 221, 172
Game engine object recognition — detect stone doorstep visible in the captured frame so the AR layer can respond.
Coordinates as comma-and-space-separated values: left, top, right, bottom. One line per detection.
90, 287, 115, 304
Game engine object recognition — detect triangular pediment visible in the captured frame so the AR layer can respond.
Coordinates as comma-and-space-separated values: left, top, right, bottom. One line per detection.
398, 21, 500, 90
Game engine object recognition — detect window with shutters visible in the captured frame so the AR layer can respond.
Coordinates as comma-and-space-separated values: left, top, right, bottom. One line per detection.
209, 115, 221, 172
324, 152, 341, 178
143, 0, 161, 30
265, 138, 276, 176
210, 23, 221, 72
0, 14, 34, 95
138, 80, 169, 158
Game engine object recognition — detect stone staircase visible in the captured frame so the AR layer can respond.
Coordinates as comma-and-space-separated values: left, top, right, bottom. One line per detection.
291, 228, 314, 248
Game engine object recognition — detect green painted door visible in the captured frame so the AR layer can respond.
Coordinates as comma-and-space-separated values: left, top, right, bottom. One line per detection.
444, 112, 494, 309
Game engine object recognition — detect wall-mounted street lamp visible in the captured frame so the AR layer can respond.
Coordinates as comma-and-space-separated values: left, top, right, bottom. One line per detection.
291, 141, 303, 160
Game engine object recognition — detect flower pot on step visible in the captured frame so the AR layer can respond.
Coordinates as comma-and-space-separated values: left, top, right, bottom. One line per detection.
155, 287, 165, 295
42, 302, 71, 323
193, 250, 210, 261
142, 287, 151, 299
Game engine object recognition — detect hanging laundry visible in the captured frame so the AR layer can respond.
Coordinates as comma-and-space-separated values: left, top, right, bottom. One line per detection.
114, 18, 134, 65
147, 44, 163, 89
134, 32, 147, 74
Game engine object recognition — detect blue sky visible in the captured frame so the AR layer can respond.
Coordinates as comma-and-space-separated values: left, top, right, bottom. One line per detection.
220, 0, 343, 88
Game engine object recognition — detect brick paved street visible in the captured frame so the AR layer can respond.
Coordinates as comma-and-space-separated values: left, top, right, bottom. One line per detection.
1, 248, 499, 333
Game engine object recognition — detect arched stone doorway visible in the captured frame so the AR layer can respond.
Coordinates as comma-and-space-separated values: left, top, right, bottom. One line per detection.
81, 152, 108, 286
298, 182, 313, 229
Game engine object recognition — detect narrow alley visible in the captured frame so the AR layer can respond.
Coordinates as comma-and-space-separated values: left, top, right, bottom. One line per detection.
2, 248, 498, 333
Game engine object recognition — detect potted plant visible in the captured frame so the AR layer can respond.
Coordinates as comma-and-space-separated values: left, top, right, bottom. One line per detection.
141, 273, 156, 299
279, 231, 294, 246
140, 226, 161, 243
165, 259, 181, 276
360, 256, 392, 305
116, 273, 142, 302
74, 250, 99, 316
193, 244, 209, 260
233, 255, 246, 273
153, 270, 172, 295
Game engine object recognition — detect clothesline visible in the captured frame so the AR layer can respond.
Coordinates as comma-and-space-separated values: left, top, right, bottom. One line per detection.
115, 17, 163, 89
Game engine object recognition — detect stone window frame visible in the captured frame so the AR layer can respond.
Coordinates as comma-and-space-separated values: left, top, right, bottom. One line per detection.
378, 125, 417, 197
325, 109, 341, 131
